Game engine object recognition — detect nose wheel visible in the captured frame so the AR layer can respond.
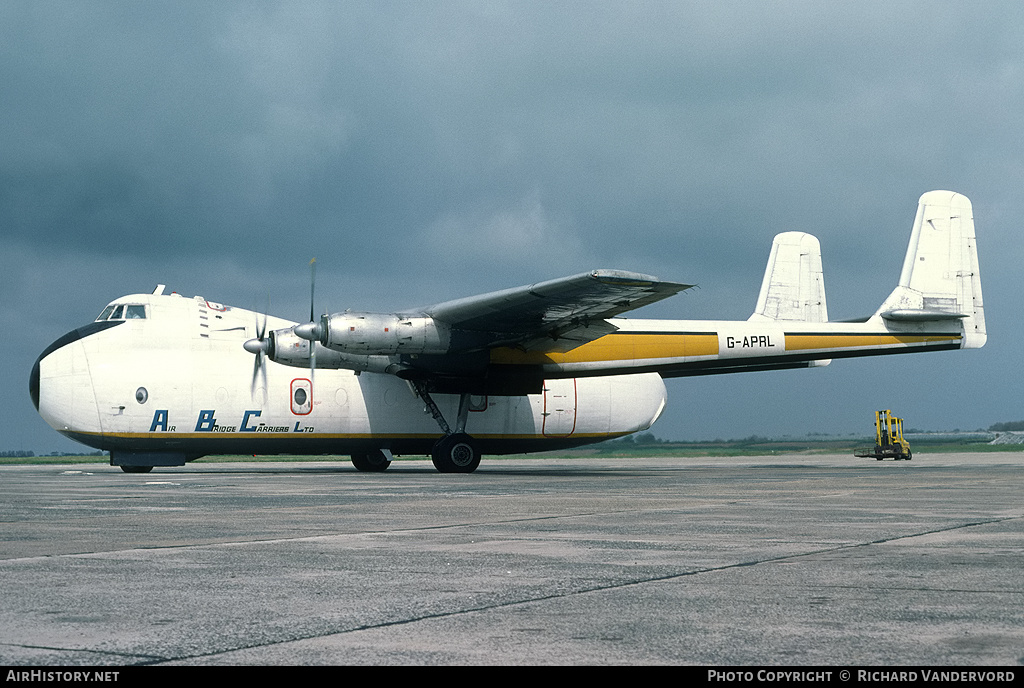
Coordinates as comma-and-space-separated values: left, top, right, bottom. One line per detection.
351, 449, 392, 472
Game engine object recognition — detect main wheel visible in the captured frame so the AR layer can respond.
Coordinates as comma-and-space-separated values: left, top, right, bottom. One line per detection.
120, 465, 153, 473
431, 433, 481, 473
351, 450, 391, 472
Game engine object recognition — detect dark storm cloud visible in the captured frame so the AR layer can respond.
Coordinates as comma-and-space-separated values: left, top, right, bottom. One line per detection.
4, 1, 1024, 451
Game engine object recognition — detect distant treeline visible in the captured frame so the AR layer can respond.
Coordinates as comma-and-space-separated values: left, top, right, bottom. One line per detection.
989, 421, 1024, 432
1, 450, 105, 457
607, 433, 795, 445
611, 432, 663, 445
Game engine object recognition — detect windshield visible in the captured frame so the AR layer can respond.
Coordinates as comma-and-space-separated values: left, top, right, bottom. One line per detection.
96, 304, 147, 321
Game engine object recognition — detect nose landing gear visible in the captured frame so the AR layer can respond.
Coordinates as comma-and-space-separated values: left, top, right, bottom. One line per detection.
350, 449, 392, 472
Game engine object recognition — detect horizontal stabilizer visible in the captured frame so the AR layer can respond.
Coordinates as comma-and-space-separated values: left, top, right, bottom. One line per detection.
880, 309, 966, 322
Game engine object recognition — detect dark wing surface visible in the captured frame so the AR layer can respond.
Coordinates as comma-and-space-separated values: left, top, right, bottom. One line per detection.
420, 269, 693, 353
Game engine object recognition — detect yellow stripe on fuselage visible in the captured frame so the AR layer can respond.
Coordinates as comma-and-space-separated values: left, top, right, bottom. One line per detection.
78, 431, 626, 441
491, 333, 717, 365
784, 333, 961, 350
490, 330, 962, 366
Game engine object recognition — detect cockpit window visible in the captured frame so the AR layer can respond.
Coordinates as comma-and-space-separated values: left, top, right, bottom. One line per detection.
95, 304, 147, 321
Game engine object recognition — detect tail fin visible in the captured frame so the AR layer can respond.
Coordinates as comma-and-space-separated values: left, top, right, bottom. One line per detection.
749, 231, 828, 323
875, 190, 986, 348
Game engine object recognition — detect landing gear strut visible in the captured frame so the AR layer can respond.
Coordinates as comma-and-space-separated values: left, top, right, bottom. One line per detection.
412, 381, 482, 473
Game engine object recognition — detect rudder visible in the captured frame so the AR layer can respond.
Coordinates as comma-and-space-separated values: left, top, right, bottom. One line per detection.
875, 190, 986, 348
749, 231, 828, 323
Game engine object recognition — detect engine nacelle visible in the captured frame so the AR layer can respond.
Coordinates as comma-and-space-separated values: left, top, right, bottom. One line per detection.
270, 327, 315, 367
269, 327, 408, 374
323, 312, 451, 355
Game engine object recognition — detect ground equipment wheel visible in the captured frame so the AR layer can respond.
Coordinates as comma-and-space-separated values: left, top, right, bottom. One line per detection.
120, 465, 153, 473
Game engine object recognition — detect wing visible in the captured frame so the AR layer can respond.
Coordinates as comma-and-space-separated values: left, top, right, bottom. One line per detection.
420, 269, 693, 353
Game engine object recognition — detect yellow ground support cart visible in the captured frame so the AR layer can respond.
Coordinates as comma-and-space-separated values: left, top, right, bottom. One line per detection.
855, 410, 912, 460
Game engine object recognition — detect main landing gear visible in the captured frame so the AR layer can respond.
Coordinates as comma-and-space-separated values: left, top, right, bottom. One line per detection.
431, 432, 481, 473
416, 382, 481, 473
349, 384, 482, 473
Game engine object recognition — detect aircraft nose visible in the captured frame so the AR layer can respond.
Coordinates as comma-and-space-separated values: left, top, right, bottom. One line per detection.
31, 322, 118, 436
29, 353, 41, 411
33, 333, 83, 433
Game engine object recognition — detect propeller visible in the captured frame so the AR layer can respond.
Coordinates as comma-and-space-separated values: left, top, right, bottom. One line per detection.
243, 298, 271, 399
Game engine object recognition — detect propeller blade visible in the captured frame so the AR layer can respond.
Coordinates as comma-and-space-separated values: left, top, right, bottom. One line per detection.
250, 348, 263, 397
309, 337, 315, 398
309, 257, 317, 324
307, 259, 318, 399
257, 296, 268, 341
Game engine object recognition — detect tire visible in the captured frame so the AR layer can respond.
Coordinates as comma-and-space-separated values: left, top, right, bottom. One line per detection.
120, 465, 153, 473
351, 450, 391, 472
431, 433, 481, 473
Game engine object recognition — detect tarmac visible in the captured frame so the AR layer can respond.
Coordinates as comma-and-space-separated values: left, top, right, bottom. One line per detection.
1, 452, 1022, 666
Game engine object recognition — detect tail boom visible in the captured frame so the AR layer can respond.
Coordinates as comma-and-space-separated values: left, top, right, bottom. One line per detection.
490, 317, 964, 378
490, 190, 983, 378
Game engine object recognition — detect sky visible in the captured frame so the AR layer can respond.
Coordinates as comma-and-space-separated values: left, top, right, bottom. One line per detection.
3, 1, 1023, 453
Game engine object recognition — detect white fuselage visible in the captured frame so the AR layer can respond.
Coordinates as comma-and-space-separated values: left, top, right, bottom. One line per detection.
32, 292, 668, 461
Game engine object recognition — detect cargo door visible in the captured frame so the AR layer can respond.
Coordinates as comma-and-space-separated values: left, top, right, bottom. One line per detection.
542, 378, 577, 437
